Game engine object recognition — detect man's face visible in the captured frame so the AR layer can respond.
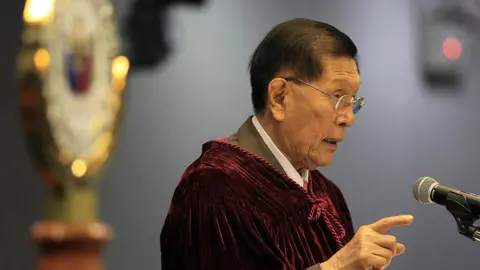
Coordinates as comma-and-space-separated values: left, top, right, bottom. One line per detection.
269, 56, 360, 169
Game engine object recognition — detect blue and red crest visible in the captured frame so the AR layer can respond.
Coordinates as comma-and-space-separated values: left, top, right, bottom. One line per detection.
65, 52, 93, 94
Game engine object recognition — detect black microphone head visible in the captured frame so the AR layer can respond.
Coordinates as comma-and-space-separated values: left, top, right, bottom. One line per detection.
413, 177, 439, 204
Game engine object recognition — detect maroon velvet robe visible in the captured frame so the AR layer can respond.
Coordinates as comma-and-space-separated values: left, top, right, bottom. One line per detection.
160, 118, 355, 270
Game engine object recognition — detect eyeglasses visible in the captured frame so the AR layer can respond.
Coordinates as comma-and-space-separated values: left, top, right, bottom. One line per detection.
283, 77, 365, 114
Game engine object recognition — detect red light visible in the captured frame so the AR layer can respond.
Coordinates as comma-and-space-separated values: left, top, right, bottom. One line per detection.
442, 38, 462, 60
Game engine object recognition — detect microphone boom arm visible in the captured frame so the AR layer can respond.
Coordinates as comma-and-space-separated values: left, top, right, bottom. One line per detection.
445, 191, 480, 241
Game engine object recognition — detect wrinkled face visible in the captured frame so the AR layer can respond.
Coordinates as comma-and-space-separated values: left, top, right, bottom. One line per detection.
266, 56, 360, 169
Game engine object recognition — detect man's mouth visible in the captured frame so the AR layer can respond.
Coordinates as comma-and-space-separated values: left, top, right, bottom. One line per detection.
322, 138, 342, 145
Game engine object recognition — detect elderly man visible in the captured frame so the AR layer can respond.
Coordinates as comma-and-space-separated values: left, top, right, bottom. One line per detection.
160, 18, 414, 270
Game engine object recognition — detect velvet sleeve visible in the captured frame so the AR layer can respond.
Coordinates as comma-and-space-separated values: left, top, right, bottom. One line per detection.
160, 168, 291, 270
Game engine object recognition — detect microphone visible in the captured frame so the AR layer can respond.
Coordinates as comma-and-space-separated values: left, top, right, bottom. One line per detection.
413, 176, 480, 215
413, 176, 480, 241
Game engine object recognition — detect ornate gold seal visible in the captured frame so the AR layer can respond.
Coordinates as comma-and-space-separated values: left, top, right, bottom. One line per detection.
18, 0, 129, 187
18, 0, 129, 228
18, 1, 128, 268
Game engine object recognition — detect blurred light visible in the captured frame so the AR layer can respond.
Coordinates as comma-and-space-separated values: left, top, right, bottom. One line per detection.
110, 95, 121, 112
33, 48, 50, 72
71, 159, 87, 177
23, 0, 55, 24
112, 56, 130, 79
92, 133, 113, 160
112, 78, 126, 92
442, 38, 462, 61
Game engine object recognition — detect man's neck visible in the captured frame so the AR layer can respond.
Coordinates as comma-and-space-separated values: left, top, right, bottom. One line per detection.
255, 114, 305, 172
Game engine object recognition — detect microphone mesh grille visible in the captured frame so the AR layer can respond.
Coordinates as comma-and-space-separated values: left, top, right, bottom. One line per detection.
413, 177, 438, 203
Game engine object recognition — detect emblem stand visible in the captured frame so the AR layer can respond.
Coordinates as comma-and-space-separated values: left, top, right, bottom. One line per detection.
18, 0, 129, 269
31, 222, 111, 270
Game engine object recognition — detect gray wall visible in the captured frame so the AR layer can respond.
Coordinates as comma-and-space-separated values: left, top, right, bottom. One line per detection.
0, 0, 43, 269
1, 0, 479, 269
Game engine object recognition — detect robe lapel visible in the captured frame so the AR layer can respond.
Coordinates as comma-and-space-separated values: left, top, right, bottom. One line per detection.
226, 116, 286, 175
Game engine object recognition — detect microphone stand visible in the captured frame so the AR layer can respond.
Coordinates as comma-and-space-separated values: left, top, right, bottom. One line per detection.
445, 192, 480, 241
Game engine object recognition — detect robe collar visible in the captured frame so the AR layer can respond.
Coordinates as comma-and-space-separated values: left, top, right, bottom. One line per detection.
225, 116, 286, 174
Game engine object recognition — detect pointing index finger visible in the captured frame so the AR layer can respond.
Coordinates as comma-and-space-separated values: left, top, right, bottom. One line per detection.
368, 215, 414, 234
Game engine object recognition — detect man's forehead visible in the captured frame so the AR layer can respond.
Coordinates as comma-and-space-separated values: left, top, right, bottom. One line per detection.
321, 56, 357, 69
331, 77, 361, 86
323, 72, 361, 91
321, 57, 359, 80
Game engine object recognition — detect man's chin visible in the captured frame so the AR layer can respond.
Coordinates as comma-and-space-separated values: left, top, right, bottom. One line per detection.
309, 155, 334, 169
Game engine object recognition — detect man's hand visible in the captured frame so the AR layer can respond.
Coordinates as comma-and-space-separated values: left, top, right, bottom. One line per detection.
321, 215, 414, 270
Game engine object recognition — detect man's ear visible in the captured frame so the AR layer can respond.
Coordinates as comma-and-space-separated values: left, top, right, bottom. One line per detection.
267, 78, 290, 121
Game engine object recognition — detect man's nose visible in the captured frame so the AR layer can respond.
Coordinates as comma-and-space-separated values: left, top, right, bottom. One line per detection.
335, 107, 355, 127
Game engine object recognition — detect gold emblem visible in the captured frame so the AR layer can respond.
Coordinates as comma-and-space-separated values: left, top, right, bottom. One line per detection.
18, 0, 129, 185
19, 2, 128, 267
